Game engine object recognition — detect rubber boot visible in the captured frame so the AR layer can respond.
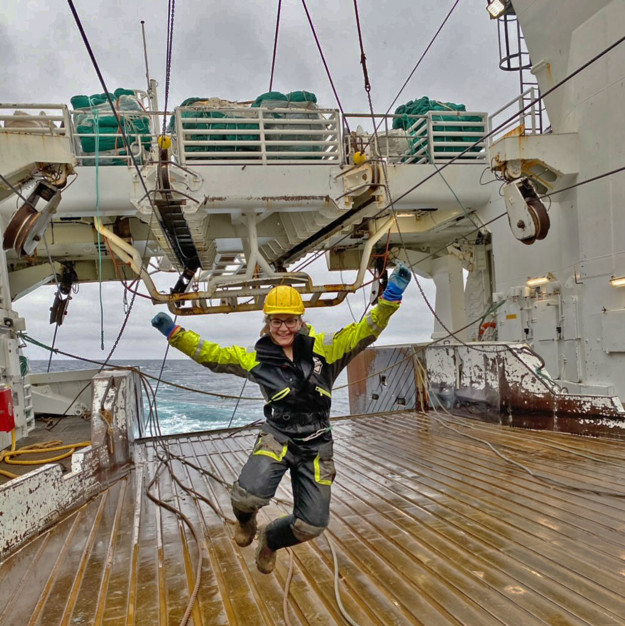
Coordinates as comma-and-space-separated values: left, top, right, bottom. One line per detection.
255, 525, 276, 574
234, 512, 257, 547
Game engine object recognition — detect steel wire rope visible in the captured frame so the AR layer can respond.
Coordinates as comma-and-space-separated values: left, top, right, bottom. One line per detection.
283, 548, 295, 626
438, 409, 625, 466
300, 0, 351, 133
227, 378, 249, 428
293, 33, 625, 277
414, 357, 625, 491
40, 3, 182, 435
339, 268, 358, 324
67, 0, 189, 284
269, 0, 282, 92
354, 0, 506, 399
94, 112, 105, 350
290, 36, 625, 396
162, 0, 176, 136
362, 0, 462, 153
422, 374, 625, 499
541, 165, 625, 199
66, 0, 169, 366
20, 334, 264, 400
138, 370, 216, 626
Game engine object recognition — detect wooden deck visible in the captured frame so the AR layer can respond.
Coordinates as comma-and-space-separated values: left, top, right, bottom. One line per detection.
1, 410, 625, 625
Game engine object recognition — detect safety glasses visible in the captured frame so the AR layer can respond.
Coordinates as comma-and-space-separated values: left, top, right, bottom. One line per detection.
269, 317, 300, 329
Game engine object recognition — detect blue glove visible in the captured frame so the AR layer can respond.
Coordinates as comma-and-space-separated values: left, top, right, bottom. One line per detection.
382, 264, 412, 302
151, 312, 176, 337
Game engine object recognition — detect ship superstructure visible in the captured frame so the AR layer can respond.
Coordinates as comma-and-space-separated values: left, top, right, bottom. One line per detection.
1, 0, 625, 623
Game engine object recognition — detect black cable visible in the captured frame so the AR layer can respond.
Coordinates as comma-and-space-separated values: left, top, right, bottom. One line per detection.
162, 0, 176, 136
67, 0, 188, 271
269, 0, 282, 92
0, 172, 31, 205
542, 165, 625, 199
227, 378, 248, 428
300, 0, 351, 133
293, 33, 625, 277
353, 0, 370, 94
46, 325, 58, 374
364, 0, 461, 150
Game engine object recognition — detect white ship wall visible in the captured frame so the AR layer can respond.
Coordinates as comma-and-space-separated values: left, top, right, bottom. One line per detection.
478, 0, 625, 396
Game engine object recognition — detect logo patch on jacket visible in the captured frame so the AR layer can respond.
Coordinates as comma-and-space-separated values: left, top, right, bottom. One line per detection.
313, 356, 323, 374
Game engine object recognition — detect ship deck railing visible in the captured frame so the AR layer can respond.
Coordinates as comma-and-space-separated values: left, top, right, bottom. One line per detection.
488, 86, 549, 143
1, 102, 490, 169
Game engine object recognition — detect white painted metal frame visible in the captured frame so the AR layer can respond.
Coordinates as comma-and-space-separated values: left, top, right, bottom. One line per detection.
0, 103, 71, 137
488, 87, 543, 143
174, 106, 342, 165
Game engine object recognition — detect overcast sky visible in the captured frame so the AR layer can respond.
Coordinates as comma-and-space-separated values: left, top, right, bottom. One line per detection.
1, 0, 519, 362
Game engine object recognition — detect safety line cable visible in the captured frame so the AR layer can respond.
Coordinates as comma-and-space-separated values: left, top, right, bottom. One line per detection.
162, 0, 176, 136
94, 112, 105, 350
365, 0, 461, 150
417, 359, 625, 490
67, 0, 189, 273
294, 30, 625, 277
269, 0, 282, 92
300, 0, 351, 133
352, 0, 370, 94
426, 405, 625, 499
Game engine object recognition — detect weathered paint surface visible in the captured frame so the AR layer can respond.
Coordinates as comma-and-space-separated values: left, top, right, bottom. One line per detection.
347, 342, 625, 435
427, 342, 625, 433
0, 370, 142, 559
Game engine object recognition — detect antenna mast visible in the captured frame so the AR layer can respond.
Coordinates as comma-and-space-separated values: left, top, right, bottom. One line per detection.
140, 20, 159, 131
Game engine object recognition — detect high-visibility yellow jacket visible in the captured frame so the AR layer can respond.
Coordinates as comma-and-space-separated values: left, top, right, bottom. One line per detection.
169, 299, 400, 437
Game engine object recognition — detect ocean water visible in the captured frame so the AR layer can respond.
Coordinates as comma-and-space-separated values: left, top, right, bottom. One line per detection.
29, 359, 350, 435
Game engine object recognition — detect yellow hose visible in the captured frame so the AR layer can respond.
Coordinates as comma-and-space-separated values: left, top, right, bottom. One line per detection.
0, 429, 91, 476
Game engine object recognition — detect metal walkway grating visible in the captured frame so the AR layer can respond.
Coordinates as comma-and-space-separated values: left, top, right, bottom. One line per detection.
1, 411, 625, 625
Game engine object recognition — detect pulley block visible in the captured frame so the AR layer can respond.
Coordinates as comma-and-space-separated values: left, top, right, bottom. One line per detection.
3, 181, 61, 257
502, 178, 550, 245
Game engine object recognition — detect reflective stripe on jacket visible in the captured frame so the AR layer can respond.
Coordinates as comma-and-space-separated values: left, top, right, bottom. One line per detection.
169, 299, 400, 436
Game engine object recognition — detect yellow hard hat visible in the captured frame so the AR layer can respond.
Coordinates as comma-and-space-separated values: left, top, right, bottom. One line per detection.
263, 285, 305, 315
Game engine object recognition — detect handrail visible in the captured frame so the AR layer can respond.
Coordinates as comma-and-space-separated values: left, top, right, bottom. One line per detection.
487, 87, 546, 144
1, 102, 489, 167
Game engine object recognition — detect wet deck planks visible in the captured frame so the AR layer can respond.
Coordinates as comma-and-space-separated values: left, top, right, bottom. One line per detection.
1, 410, 625, 625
